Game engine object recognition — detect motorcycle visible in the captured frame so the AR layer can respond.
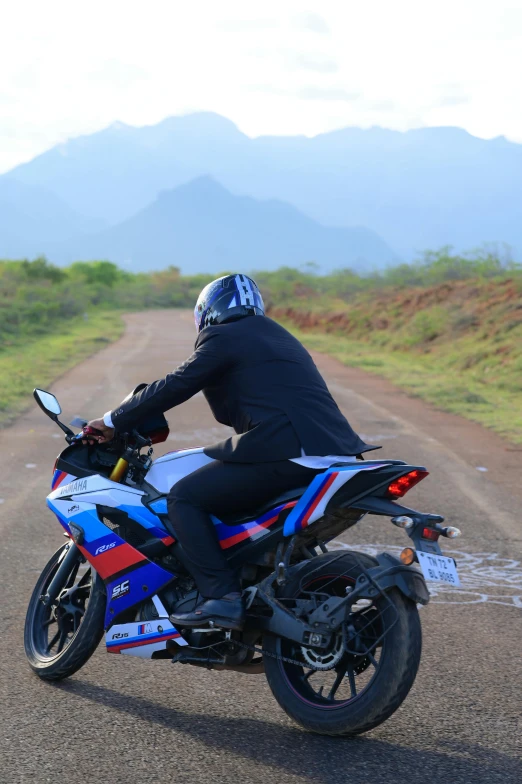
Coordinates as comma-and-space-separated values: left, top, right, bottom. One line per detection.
24, 386, 461, 736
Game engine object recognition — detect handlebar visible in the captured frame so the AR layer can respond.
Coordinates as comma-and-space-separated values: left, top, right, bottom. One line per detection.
68, 425, 154, 483
82, 425, 103, 437
72, 426, 150, 449
72, 425, 104, 443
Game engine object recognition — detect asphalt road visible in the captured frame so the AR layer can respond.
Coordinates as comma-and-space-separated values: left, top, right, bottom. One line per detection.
1, 310, 520, 784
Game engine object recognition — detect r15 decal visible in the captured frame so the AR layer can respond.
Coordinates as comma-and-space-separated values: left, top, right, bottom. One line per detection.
95, 542, 116, 556
111, 580, 130, 599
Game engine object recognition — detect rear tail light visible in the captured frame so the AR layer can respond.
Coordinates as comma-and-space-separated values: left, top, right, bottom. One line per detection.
386, 470, 429, 499
422, 527, 440, 541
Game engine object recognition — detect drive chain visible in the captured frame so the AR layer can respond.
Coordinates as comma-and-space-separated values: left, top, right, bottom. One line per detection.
234, 638, 308, 668
233, 637, 338, 670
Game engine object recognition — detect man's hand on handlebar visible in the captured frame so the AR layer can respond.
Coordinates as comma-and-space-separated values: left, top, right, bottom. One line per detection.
82, 418, 115, 445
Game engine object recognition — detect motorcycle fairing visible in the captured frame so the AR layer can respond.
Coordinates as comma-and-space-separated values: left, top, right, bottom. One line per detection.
212, 501, 298, 549
283, 464, 386, 535
47, 495, 178, 629
47, 462, 391, 641
106, 618, 187, 657
51, 470, 75, 490
45, 472, 301, 636
150, 498, 168, 514
49, 474, 173, 542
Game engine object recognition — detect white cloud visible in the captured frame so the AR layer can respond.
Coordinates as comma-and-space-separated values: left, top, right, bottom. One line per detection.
0, 0, 522, 172
292, 12, 331, 35
291, 52, 339, 74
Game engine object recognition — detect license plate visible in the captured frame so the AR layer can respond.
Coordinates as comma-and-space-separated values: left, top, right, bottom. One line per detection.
417, 551, 460, 586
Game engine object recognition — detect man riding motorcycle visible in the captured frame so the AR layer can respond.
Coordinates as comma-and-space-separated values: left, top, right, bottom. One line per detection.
86, 274, 378, 630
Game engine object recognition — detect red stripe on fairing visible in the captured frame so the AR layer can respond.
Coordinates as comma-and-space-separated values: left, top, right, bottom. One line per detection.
300, 472, 339, 530
78, 541, 146, 580
220, 514, 279, 549
52, 471, 68, 489
108, 632, 181, 654
219, 501, 298, 550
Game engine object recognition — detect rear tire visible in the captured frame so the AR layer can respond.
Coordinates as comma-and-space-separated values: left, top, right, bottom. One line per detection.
263, 551, 422, 736
24, 543, 105, 681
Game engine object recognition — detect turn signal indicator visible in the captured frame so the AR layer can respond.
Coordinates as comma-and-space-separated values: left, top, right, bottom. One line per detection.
400, 547, 416, 565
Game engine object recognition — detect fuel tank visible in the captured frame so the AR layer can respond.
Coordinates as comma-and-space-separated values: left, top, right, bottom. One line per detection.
146, 448, 215, 493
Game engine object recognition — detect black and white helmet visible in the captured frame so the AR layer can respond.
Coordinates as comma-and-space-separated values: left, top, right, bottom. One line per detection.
194, 274, 265, 332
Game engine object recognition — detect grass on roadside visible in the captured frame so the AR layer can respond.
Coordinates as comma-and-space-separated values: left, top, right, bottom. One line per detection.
0, 311, 124, 425
286, 326, 522, 445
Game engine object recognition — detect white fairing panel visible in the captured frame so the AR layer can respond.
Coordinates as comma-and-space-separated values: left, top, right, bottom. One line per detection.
48, 474, 145, 507
146, 448, 215, 493
105, 616, 188, 658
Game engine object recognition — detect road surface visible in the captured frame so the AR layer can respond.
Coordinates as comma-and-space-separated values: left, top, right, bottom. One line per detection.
1, 310, 520, 783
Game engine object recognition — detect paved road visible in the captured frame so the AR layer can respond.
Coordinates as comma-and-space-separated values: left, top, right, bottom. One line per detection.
1, 310, 520, 784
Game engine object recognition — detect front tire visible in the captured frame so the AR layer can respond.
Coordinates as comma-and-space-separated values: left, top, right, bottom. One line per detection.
24, 543, 105, 681
263, 551, 422, 736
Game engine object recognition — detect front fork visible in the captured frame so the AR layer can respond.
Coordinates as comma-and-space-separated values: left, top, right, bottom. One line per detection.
40, 541, 81, 606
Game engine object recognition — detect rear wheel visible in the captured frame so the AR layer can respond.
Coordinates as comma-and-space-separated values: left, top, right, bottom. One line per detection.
24, 543, 105, 680
263, 551, 422, 736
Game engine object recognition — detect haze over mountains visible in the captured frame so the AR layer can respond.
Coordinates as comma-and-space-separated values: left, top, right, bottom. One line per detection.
0, 178, 104, 259
45, 176, 393, 272
1, 112, 521, 271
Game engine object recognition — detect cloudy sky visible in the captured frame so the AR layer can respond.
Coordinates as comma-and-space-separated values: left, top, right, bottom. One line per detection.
1, 0, 521, 172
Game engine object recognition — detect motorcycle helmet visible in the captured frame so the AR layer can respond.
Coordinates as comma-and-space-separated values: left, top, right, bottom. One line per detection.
194, 274, 265, 332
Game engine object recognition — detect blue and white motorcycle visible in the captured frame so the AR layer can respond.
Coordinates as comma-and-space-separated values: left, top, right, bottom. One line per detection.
24, 386, 461, 736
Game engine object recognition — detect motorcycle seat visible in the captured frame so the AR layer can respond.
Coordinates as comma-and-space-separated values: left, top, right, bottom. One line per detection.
219, 486, 310, 526
218, 459, 406, 526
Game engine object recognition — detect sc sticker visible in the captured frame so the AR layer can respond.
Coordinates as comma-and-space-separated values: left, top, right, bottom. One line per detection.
111, 580, 130, 600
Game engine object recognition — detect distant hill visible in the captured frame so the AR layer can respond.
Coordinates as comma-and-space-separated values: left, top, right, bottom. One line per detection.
0, 178, 104, 258
3, 111, 522, 260
49, 176, 395, 273
5, 114, 245, 225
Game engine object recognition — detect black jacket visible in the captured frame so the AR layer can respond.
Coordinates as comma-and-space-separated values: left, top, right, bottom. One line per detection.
110, 316, 379, 462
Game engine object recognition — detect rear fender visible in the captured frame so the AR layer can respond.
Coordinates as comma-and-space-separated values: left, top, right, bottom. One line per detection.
304, 552, 430, 630
366, 552, 430, 605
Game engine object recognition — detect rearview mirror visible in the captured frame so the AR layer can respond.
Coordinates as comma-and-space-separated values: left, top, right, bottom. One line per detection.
33, 388, 62, 418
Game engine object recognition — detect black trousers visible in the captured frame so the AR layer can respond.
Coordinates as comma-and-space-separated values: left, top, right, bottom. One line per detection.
167, 460, 320, 599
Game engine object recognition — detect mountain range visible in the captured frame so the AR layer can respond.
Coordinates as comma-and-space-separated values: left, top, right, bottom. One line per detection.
1, 111, 521, 270
44, 176, 393, 272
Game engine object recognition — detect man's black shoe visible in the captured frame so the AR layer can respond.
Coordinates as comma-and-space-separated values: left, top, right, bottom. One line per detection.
170, 593, 245, 631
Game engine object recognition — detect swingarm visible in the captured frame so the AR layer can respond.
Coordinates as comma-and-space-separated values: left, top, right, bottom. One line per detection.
246, 552, 429, 649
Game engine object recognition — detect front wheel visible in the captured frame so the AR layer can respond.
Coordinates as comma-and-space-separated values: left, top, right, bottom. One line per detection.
24, 542, 105, 680
263, 551, 422, 736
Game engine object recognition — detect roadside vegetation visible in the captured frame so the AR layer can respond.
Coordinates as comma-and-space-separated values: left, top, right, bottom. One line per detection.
264, 249, 522, 444
0, 311, 123, 424
1, 248, 521, 440
0, 259, 197, 423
